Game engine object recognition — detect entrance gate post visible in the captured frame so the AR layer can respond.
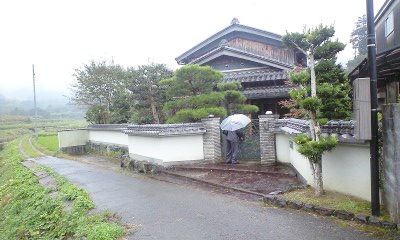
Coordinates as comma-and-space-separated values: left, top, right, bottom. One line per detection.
259, 114, 279, 164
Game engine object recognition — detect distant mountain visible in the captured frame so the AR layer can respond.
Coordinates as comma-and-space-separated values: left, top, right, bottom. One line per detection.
0, 86, 70, 103
0, 87, 85, 119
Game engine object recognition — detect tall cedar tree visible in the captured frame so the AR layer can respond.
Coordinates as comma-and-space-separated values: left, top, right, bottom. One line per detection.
282, 24, 345, 196
347, 15, 368, 72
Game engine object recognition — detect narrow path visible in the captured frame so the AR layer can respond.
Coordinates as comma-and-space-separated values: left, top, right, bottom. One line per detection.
28, 136, 46, 157
19, 138, 30, 159
35, 156, 376, 240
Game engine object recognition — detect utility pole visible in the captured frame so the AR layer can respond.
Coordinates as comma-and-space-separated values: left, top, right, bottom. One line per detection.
32, 64, 38, 141
366, 0, 380, 216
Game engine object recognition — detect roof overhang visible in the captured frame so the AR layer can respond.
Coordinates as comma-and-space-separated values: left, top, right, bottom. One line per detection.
190, 46, 293, 71
349, 46, 400, 81
175, 23, 283, 65
243, 85, 298, 99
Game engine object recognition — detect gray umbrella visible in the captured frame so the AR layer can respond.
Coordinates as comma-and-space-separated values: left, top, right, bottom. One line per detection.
220, 114, 251, 131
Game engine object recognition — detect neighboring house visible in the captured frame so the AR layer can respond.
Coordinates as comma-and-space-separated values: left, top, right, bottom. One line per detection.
349, 0, 400, 106
175, 18, 306, 117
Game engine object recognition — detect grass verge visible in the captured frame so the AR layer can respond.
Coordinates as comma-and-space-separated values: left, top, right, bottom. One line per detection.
30, 134, 59, 156
282, 187, 399, 239
0, 140, 131, 239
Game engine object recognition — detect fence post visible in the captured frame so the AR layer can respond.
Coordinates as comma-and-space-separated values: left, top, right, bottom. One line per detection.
201, 117, 222, 162
259, 114, 279, 164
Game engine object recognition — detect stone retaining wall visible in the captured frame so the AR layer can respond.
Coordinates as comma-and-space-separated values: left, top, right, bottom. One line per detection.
382, 103, 400, 223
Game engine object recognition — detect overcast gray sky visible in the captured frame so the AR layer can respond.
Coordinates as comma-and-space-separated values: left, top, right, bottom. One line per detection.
0, 0, 385, 98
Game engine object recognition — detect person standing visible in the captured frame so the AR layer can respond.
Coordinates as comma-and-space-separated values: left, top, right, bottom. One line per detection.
224, 129, 245, 164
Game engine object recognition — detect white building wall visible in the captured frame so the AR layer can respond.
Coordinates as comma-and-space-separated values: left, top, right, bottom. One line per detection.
88, 130, 128, 147
128, 135, 204, 165
322, 144, 371, 201
276, 133, 291, 163
276, 133, 371, 201
58, 129, 88, 148
289, 140, 314, 185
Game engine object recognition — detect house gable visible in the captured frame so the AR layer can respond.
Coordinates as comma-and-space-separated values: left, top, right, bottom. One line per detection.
175, 20, 303, 70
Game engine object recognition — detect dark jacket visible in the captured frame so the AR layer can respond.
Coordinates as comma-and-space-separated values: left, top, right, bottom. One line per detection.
226, 129, 245, 142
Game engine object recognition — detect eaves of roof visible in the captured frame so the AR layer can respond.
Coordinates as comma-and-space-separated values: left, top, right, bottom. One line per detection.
175, 23, 283, 64
124, 123, 206, 137
243, 85, 299, 99
222, 69, 289, 83
375, 0, 395, 23
190, 46, 293, 70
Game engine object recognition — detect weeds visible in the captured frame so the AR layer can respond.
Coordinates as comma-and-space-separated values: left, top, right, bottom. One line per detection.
0, 140, 129, 239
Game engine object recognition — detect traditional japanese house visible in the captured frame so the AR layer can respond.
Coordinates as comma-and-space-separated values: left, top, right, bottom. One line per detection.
349, 0, 400, 106
175, 18, 306, 117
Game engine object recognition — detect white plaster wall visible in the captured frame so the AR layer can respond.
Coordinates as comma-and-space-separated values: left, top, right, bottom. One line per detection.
289, 140, 314, 185
128, 135, 204, 164
58, 129, 88, 148
276, 134, 371, 201
276, 133, 290, 163
88, 130, 128, 147
322, 144, 371, 201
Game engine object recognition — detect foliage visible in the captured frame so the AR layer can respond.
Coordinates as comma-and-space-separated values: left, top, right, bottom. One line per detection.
162, 64, 223, 97
317, 82, 352, 120
278, 99, 306, 118
217, 82, 259, 115
0, 140, 127, 239
162, 65, 258, 123
166, 107, 227, 123
85, 105, 108, 124
110, 90, 132, 124
347, 15, 367, 72
350, 15, 368, 57
70, 60, 128, 124
127, 63, 173, 124
295, 134, 338, 163
282, 24, 346, 195
162, 65, 224, 123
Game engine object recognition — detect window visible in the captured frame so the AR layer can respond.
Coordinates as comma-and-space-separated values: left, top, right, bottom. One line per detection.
385, 11, 394, 37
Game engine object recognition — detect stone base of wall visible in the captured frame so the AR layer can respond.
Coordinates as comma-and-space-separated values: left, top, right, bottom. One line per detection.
120, 156, 164, 174
60, 142, 129, 156
89, 142, 128, 155
60, 145, 88, 155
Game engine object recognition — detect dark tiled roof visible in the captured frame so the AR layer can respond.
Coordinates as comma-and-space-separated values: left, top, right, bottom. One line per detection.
243, 85, 298, 99
88, 124, 128, 132
222, 69, 289, 83
276, 119, 363, 143
190, 46, 293, 69
124, 123, 206, 136
176, 23, 283, 63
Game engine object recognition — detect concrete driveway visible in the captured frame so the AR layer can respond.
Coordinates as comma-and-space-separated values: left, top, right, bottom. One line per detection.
35, 156, 374, 240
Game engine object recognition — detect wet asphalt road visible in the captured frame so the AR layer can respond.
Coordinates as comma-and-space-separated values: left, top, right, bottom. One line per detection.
35, 156, 374, 240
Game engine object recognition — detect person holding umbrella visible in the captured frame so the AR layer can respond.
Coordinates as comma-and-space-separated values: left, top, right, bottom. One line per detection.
220, 114, 250, 164
224, 129, 245, 164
